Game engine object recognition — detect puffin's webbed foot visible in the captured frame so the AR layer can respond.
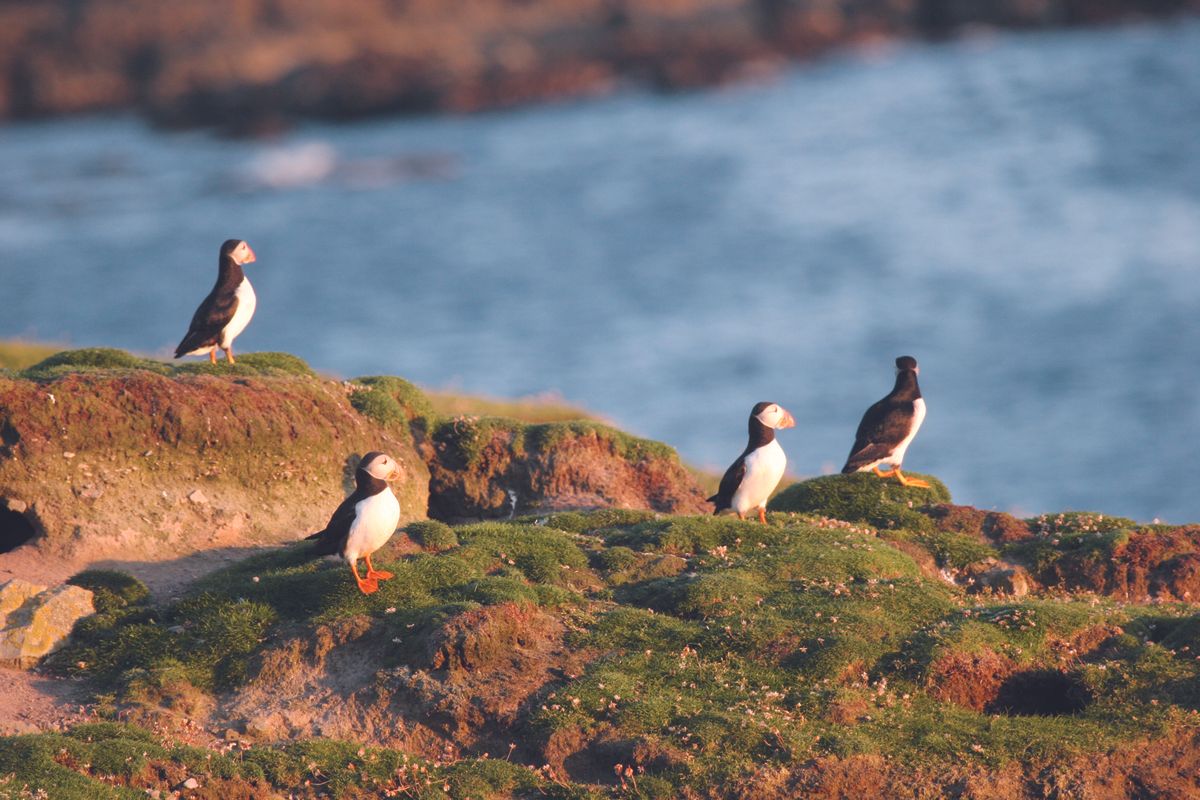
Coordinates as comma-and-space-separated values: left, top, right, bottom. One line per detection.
351, 562, 380, 594
365, 554, 393, 581
209, 350, 218, 365
894, 469, 930, 488
757, 508, 768, 525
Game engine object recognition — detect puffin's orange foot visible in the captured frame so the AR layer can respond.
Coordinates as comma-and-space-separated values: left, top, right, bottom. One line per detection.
872, 466, 898, 479
757, 508, 768, 525
356, 578, 380, 595
225, 349, 236, 365
894, 470, 930, 488
208, 350, 217, 365
364, 555, 392, 581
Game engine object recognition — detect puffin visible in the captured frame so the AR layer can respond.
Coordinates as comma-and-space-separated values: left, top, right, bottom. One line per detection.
841, 355, 929, 488
174, 239, 257, 365
709, 402, 796, 524
305, 452, 403, 595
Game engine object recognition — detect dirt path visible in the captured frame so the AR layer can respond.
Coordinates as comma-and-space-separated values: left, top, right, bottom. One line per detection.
0, 668, 94, 735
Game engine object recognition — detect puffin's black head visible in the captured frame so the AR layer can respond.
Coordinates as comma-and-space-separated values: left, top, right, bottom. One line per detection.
220, 239, 257, 266
895, 355, 919, 375
749, 402, 796, 430
358, 451, 401, 481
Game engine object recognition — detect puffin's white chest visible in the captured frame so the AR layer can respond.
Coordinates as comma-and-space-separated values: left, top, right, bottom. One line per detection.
220, 278, 256, 348
889, 397, 926, 465
731, 439, 787, 515
343, 488, 401, 562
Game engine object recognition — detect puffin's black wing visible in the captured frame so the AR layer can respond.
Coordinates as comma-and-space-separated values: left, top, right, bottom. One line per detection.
842, 398, 914, 473
708, 453, 748, 514
174, 289, 239, 357
304, 491, 364, 556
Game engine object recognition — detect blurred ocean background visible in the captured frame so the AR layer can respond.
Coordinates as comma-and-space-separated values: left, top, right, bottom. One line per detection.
2, 20, 1198, 522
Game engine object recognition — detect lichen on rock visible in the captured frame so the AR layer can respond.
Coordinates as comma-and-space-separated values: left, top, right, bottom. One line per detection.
0, 579, 94, 669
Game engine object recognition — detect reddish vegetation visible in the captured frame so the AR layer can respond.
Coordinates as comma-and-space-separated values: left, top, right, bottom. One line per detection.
926, 503, 1033, 544
781, 737, 1200, 800
0, 372, 427, 564
426, 424, 709, 521
3, 0, 1198, 129
1036, 527, 1200, 601
928, 649, 1018, 712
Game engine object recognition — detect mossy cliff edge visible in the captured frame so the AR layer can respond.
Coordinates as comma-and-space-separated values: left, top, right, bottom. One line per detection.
0, 348, 704, 561
15, 503, 1200, 798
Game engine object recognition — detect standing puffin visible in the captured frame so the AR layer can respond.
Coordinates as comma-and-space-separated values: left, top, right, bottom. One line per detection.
305, 452, 403, 595
841, 355, 929, 488
709, 402, 796, 523
174, 239, 257, 365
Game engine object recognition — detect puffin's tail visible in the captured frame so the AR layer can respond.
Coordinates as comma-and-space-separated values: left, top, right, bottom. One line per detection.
303, 529, 339, 557
706, 494, 726, 516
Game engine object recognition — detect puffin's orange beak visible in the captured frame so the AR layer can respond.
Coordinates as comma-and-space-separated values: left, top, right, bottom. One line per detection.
778, 410, 796, 429
243, 245, 257, 264
388, 465, 402, 481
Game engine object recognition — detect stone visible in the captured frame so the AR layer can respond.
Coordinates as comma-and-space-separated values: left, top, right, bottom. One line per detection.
3, 498, 27, 514
182, 777, 200, 790
961, 561, 1032, 598
187, 489, 209, 505
0, 579, 95, 669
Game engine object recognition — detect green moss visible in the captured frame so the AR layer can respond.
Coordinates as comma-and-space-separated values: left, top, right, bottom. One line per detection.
454, 522, 591, 587
406, 519, 459, 551
524, 420, 676, 462
171, 351, 315, 377
21, 347, 171, 380
66, 569, 150, 614
883, 529, 999, 569
1003, 528, 1132, 573
350, 375, 437, 430
515, 508, 660, 535
605, 515, 786, 554
768, 473, 950, 532
433, 416, 679, 470
596, 545, 640, 573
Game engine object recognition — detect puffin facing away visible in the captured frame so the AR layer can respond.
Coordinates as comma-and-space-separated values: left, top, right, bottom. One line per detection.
709, 402, 796, 524
305, 452, 402, 594
174, 239, 257, 365
842, 355, 929, 488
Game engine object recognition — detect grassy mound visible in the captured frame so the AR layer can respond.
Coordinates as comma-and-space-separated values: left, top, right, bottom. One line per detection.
768, 473, 951, 532
0, 722, 553, 800
35, 510, 1200, 797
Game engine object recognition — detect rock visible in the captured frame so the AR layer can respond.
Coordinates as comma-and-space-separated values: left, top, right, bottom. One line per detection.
187, 489, 208, 505
181, 777, 200, 790
427, 418, 708, 520
3, 498, 27, 514
959, 561, 1032, 597
0, 579, 95, 669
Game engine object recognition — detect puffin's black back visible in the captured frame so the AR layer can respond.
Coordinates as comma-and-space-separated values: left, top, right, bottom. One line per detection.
841, 358, 922, 473
708, 402, 780, 513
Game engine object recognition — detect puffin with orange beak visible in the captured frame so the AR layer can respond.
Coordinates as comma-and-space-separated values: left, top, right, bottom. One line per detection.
709, 402, 796, 524
841, 355, 929, 488
305, 452, 403, 594
174, 239, 258, 365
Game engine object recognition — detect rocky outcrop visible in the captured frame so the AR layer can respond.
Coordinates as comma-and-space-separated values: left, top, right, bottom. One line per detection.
1, 0, 1197, 130
0, 579, 94, 669
426, 417, 709, 521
